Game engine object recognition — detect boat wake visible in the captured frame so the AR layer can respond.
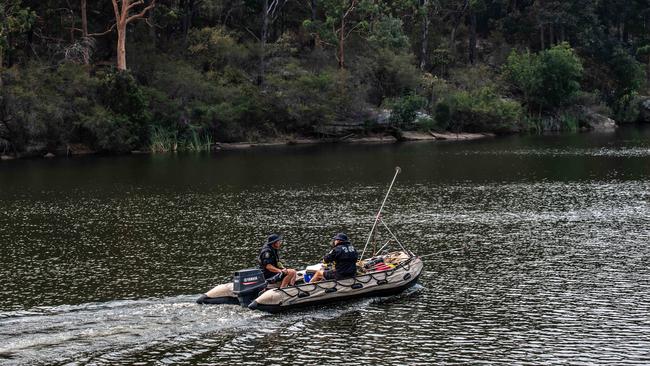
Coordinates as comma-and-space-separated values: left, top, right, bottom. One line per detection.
0, 289, 423, 365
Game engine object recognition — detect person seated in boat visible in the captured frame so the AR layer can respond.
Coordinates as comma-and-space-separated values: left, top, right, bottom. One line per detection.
258, 234, 297, 288
309, 233, 359, 282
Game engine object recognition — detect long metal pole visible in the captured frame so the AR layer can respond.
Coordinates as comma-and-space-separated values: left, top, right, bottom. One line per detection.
361, 166, 401, 259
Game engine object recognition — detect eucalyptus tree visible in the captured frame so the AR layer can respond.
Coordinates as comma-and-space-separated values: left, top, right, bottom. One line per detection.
0, 1, 35, 87
109, 0, 156, 70
304, 0, 377, 69
259, 0, 287, 84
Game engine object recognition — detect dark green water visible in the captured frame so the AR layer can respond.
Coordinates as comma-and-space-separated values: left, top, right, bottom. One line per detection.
1, 127, 650, 364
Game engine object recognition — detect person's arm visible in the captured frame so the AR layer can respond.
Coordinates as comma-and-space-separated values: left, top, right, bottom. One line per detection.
265, 264, 287, 274
323, 248, 337, 264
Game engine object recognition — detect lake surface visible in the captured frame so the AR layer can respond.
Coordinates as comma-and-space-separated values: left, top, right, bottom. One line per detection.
1, 127, 650, 365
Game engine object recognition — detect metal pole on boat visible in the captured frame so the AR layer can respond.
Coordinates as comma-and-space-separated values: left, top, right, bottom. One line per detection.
361, 166, 401, 259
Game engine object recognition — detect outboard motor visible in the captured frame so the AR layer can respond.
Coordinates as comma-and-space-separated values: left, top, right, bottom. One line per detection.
232, 268, 267, 306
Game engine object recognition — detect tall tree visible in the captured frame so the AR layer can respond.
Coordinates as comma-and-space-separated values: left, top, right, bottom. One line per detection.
110, 0, 156, 70
448, 0, 468, 58
259, 0, 286, 84
81, 0, 88, 37
419, 0, 431, 70
304, 0, 374, 69
0, 0, 35, 85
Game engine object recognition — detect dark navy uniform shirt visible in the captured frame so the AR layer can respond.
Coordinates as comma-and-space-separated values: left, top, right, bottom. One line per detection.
323, 242, 358, 278
259, 244, 283, 279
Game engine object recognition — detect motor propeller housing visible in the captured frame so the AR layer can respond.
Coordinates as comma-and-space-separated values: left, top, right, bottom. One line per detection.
232, 269, 267, 306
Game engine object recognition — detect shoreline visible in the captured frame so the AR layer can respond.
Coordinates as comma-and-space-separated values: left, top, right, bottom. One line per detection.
215, 131, 494, 150
0, 131, 495, 160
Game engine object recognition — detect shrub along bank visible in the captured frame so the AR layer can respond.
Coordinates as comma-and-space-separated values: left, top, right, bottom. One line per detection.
1, 1, 649, 157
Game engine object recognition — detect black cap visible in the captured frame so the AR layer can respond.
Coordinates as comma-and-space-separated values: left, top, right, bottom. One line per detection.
265, 234, 283, 245
332, 233, 349, 243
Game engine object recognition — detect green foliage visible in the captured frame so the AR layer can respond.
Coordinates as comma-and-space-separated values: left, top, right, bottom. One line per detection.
97, 71, 151, 151
303, 0, 376, 66
609, 47, 645, 105
442, 87, 523, 133
184, 127, 213, 152
266, 62, 339, 129
504, 43, 583, 112
503, 49, 541, 108
385, 93, 427, 128
0, 1, 36, 65
187, 27, 248, 72
0, 63, 107, 153
614, 93, 642, 124
150, 126, 179, 153
362, 48, 421, 104
415, 115, 436, 132
538, 44, 584, 106
4, 0, 650, 157
434, 102, 451, 131
368, 16, 410, 52
560, 113, 579, 132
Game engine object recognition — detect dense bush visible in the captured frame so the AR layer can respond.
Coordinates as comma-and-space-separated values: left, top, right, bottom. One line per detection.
2, 0, 650, 158
385, 94, 427, 128
266, 62, 339, 130
0, 63, 110, 154
93, 71, 151, 152
504, 43, 583, 112
442, 87, 524, 133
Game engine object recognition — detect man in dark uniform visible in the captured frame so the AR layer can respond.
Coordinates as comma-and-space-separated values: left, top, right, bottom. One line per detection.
309, 233, 359, 282
258, 234, 297, 288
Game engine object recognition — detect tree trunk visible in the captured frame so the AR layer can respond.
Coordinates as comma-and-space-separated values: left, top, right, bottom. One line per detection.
468, 9, 477, 64
339, 15, 345, 69
111, 0, 156, 70
419, 0, 430, 70
549, 23, 554, 46
182, 0, 195, 45
0, 51, 3, 88
449, 27, 456, 57
309, 0, 317, 49
149, 7, 156, 47
449, 0, 468, 58
560, 25, 565, 42
539, 24, 545, 50
81, 0, 88, 37
619, 21, 624, 42
259, 0, 270, 84
116, 24, 127, 71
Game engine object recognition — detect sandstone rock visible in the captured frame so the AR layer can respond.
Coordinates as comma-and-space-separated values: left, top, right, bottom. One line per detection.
66, 143, 95, 155
579, 107, 616, 130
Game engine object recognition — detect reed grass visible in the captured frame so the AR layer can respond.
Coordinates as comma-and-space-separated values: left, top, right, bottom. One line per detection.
150, 126, 179, 153
183, 129, 212, 152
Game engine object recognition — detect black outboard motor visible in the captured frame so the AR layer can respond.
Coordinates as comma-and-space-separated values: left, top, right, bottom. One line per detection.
232, 268, 267, 306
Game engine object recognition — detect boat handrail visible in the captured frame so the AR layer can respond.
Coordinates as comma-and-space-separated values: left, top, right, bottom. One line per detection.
272, 255, 419, 297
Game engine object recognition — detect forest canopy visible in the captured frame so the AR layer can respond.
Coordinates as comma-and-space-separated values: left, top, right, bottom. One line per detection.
1, 0, 649, 155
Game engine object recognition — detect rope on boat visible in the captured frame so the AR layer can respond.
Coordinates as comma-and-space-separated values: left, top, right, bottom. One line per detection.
361, 166, 401, 259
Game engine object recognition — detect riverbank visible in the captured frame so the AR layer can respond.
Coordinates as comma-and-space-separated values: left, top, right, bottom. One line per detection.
215, 131, 495, 150
0, 131, 495, 160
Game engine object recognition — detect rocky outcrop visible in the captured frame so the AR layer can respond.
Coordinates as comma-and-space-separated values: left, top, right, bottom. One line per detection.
579, 106, 617, 130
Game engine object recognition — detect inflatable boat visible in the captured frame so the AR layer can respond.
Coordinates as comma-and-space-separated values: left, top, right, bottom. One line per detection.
196, 167, 423, 312
196, 251, 423, 313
